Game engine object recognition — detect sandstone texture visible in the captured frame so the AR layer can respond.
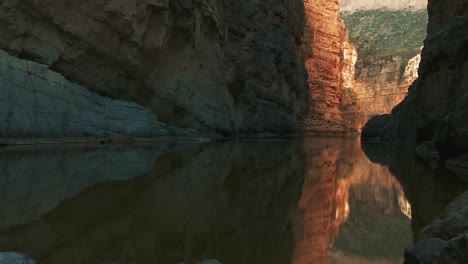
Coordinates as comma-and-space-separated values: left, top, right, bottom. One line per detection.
353, 53, 421, 118
0, 0, 312, 136
342, 10, 427, 119
0, 0, 364, 140
300, 0, 365, 134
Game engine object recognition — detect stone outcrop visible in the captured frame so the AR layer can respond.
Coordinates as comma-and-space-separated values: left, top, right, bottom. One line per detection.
418, 191, 468, 241
341, 0, 427, 12
0, 0, 308, 135
341, 9, 427, 119
300, 0, 365, 134
404, 191, 468, 264
0, 50, 176, 144
353, 53, 421, 118
363, 0, 468, 162
0, 0, 367, 139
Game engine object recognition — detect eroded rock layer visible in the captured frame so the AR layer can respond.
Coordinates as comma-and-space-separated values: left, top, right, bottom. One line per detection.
0, 50, 169, 144
0, 0, 365, 140
341, 9, 427, 118
352, 52, 421, 117
363, 0, 468, 161
300, 0, 365, 134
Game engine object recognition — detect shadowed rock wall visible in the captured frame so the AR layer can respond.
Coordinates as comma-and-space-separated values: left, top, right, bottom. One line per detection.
0, 0, 365, 141
363, 0, 468, 162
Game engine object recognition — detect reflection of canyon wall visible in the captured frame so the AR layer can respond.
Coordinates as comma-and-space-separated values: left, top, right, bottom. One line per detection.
0, 143, 199, 229
292, 139, 351, 264
331, 142, 412, 262
292, 139, 411, 264
361, 142, 468, 240
0, 141, 306, 264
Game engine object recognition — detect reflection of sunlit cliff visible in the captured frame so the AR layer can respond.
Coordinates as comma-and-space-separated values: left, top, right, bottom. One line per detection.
293, 139, 411, 264
292, 139, 353, 264
346, 141, 412, 218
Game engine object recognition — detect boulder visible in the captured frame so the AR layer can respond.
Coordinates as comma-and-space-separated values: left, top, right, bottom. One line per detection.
361, 114, 393, 141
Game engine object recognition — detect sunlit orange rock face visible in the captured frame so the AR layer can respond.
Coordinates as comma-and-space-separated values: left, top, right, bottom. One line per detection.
293, 140, 410, 264
352, 53, 421, 118
300, 0, 365, 135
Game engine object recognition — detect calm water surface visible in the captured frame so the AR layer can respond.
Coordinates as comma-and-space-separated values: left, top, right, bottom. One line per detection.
0, 138, 466, 264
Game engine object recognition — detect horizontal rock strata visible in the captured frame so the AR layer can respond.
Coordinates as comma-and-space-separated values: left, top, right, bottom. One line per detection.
0, 0, 364, 140
362, 1, 468, 162
0, 50, 174, 144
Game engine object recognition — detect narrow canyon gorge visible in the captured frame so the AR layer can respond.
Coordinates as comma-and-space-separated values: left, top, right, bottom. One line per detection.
0, 0, 434, 141
0, 0, 369, 143
1, 0, 468, 263
341, 5, 427, 118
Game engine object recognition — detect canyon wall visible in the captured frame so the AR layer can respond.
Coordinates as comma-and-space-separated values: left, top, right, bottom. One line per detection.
352, 52, 421, 118
341, 9, 427, 118
0, 0, 363, 141
363, 0, 468, 161
0, 0, 308, 138
300, 0, 365, 134
0, 50, 172, 144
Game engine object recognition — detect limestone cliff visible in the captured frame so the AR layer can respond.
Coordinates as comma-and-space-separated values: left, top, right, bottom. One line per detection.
0, 0, 308, 138
300, 0, 365, 135
352, 52, 422, 117
0, 0, 363, 141
0, 50, 171, 144
341, 9, 427, 118
362, 0, 468, 161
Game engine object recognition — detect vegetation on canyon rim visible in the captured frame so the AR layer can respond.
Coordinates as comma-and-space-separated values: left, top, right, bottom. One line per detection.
342, 10, 428, 60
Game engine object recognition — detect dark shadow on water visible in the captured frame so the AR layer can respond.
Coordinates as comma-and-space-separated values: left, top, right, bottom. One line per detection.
361, 142, 468, 241
0, 138, 450, 264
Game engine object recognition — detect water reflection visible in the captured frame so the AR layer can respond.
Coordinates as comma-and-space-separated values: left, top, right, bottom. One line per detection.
292, 139, 412, 264
0, 139, 416, 263
361, 142, 468, 241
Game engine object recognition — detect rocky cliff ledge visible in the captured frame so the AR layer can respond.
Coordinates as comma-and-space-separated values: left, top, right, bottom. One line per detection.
362, 0, 468, 161
300, 0, 365, 135
0, 0, 364, 142
341, 9, 427, 118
